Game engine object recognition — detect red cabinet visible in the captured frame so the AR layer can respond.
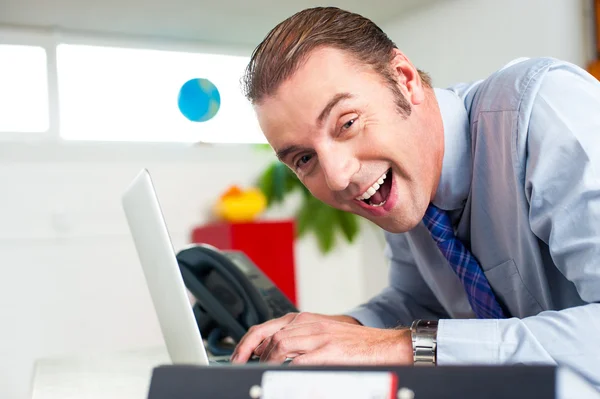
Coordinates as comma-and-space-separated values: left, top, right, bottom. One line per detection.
190, 219, 297, 305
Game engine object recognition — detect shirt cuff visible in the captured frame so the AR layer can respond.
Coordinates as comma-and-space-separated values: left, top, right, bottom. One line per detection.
343, 306, 388, 329
437, 318, 501, 365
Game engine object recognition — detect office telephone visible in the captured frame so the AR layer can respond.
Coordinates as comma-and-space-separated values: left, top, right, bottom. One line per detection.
176, 244, 298, 355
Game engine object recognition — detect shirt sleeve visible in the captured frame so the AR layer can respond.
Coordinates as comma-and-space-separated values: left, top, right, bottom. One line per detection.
437, 63, 600, 390
345, 231, 449, 329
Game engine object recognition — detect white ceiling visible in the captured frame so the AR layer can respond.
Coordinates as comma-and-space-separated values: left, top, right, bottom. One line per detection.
0, 0, 443, 49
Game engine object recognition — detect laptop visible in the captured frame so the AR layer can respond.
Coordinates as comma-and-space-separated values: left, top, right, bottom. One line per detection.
121, 168, 214, 366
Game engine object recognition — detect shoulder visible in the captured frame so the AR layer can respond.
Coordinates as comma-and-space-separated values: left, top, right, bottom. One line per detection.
526, 60, 600, 163
449, 57, 589, 119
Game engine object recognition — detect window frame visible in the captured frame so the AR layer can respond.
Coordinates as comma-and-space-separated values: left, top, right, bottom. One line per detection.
0, 26, 58, 142
0, 25, 257, 146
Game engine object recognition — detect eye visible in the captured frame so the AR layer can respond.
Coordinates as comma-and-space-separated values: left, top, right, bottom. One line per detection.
342, 119, 355, 130
295, 154, 313, 169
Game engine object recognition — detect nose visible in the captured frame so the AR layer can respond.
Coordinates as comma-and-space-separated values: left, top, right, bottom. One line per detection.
318, 148, 359, 192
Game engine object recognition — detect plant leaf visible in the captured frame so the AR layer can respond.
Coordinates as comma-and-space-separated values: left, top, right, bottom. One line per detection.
272, 162, 288, 204
298, 184, 312, 199
253, 143, 274, 152
257, 162, 276, 206
258, 160, 363, 254
295, 195, 317, 237
336, 210, 359, 243
313, 202, 337, 254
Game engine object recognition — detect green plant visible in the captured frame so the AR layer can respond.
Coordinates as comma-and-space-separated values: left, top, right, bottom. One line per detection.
257, 160, 360, 254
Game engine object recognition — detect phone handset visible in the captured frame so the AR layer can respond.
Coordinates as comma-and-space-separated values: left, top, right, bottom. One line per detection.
176, 244, 274, 342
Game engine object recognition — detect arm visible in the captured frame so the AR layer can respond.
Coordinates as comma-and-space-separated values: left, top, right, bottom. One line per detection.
438, 64, 600, 389
231, 231, 443, 364
345, 231, 450, 328
233, 231, 445, 365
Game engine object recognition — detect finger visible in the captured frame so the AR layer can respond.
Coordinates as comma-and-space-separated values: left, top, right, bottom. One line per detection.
263, 321, 329, 353
253, 336, 272, 356
230, 313, 298, 363
253, 322, 323, 356
246, 312, 327, 356
232, 312, 322, 361
289, 349, 334, 366
253, 319, 324, 357
261, 332, 327, 364
253, 313, 323, 357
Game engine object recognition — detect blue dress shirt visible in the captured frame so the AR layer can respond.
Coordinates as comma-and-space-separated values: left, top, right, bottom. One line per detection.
346, 57, 600, 389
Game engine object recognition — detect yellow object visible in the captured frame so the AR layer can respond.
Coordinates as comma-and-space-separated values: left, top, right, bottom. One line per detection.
214, 185, 267, 222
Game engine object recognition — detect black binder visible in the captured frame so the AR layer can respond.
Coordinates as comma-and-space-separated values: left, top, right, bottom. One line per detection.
147, 364, 557, 399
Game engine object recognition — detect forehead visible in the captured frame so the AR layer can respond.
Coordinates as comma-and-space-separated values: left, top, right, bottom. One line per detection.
255, 47, 378, 146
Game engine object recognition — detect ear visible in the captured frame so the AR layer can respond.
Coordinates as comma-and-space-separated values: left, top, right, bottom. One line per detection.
389, 49, 425, 106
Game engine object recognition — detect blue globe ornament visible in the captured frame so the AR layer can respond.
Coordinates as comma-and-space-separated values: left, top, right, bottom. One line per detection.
177, 78, 221, 122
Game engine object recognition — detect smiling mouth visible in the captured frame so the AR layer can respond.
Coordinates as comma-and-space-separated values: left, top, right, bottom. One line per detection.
355, 168, 392, 207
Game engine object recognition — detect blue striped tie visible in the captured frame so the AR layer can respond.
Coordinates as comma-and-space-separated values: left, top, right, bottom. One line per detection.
422, 204, 507, 319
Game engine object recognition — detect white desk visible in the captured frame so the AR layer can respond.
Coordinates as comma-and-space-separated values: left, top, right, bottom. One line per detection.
30, 346, 171, 399
30, 347, 600, 399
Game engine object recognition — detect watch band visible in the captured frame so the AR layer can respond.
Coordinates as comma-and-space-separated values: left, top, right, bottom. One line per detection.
410, 319, 438, 366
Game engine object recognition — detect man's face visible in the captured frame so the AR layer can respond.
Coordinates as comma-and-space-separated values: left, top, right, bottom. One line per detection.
255, 47, 443, 233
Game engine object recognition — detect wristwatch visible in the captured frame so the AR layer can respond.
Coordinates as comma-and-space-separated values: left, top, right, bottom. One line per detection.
410, 319, 438, 366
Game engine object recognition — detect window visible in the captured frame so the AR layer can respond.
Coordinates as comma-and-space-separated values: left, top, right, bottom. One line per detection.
56, 44, 266, 143
0, 44, 49, 133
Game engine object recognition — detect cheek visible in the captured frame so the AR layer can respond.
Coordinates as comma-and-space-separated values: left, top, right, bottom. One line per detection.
300, 173, 319, 193
303, 175, 328, 199
363, 116, 414, 163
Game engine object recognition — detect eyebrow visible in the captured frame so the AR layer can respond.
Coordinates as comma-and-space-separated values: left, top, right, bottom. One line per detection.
317, 92, 353, 127
276, 144, 309, 162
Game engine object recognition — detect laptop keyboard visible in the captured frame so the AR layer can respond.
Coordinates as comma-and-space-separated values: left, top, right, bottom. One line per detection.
209, 356, 291, 366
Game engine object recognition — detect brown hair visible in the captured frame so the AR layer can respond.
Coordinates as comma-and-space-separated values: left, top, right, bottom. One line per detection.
242, 7, 432, 116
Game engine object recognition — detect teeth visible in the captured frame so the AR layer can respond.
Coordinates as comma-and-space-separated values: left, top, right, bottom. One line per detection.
356, 171, 388, 201
371, 200, 386, 207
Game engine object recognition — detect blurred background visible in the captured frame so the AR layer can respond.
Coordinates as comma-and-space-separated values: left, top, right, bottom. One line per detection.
0, 0, 598, 397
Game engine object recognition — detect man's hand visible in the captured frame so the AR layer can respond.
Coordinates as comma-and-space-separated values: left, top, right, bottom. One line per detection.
230, 312, 413, 365
230, 312, 355, 363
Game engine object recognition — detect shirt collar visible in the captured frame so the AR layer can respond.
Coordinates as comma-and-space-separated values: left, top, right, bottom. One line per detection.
431, 88, 472, 211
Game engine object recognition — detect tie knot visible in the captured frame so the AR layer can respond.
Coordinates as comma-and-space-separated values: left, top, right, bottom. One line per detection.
422, 204, 455, 244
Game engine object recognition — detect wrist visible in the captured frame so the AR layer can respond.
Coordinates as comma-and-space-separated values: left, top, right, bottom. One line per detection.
330, 315, 362, 325
410, 319, 438, 366
397, 328, 415, 364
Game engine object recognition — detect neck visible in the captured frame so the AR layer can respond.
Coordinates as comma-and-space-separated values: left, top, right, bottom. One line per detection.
421, 87, 445, 203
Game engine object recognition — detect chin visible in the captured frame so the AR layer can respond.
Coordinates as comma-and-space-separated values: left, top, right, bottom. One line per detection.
373, 218, 419, 234
368, 205, 424, 234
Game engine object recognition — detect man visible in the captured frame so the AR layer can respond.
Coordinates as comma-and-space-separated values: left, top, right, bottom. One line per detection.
230, 6, 600, 387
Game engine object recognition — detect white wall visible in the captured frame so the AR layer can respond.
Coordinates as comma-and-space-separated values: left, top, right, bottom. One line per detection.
382, 0, 595, 88
0, 141, 383, 399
